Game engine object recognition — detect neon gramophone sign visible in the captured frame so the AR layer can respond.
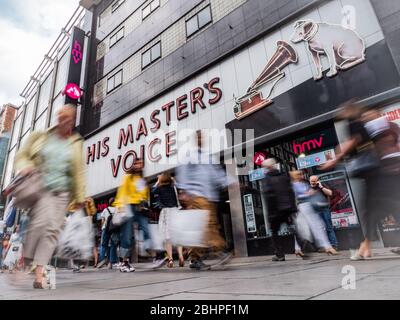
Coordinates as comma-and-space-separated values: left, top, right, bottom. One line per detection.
233, 19, 366, 120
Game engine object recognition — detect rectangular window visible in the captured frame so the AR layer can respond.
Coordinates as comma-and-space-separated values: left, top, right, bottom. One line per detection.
110, 27, 124, 47
141, 42, 161, 69
142, 0, 160, 20
186, 5, 212, 37
112, 0, 125, 13
107, 69, 123, 93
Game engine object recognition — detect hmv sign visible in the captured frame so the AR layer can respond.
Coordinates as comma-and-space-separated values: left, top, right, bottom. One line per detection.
65, 26, 85, 105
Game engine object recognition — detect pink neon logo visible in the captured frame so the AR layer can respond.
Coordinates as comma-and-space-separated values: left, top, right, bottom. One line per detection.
254, 152, 266, 165
293, 136, 323, 154
64, 83, 82, 100
71, 40, 83, 64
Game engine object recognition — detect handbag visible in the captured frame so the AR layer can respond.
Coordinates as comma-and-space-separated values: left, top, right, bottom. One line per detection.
9, 171, 44, 210
345, 149, 380, 178
111, 206, 133, 226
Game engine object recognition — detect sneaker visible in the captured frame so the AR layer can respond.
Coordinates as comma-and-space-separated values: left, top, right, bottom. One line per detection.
390, 248, 400, 255
151, 257, 168, 269
73, 267, 81, 273
272, 255, 285, 262
189, 260, 211, 271
120, 262, 135, 273
97, 260, 107, 269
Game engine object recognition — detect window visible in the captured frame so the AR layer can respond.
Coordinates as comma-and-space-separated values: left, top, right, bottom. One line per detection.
142, 0, 160, 20
141, 42, 161, 69
186, 5, 212, 37
112, 0, 125, 13
110, 27, 124, 47
107, 69, 123, 93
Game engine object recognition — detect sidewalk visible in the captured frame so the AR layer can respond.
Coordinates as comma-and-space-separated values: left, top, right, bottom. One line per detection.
1, 248, 400, 300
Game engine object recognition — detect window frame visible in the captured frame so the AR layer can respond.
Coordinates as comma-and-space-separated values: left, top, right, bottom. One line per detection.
111, 0, 125, 13
185, 5, 213, 38
141, 41, 162, 70
109, 27, 125, 48
142, 0, 160, 20
106, 69, 123, 94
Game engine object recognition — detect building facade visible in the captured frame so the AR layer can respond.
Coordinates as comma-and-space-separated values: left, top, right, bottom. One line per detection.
3, 0, 400, 256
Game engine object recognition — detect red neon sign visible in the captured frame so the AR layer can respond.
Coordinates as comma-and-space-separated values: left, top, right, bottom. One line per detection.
64, 83, 82, 100
254, 152, 266, 166
71, 40, 83, 64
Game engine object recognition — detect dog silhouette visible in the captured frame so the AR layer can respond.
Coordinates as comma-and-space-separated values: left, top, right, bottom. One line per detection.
291, 20, 365, 80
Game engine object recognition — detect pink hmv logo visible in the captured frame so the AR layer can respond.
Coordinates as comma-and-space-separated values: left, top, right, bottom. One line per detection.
293, 136, 323, 154
71, 40, 83, 64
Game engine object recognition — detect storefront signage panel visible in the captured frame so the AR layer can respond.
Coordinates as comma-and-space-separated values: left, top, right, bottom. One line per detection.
248, 168, 266, 182
243, 194, 256, 233
382, 103, 400, 127
296, 149, 335, 169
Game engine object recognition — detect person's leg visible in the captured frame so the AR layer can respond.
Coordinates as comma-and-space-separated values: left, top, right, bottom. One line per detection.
270, 220, 284, 259
320, 209, 338, 248
99, 229, 109, 262
136, 212, 152, 251
109, 234, 118, 264
177, 246, 185, 267
118, 205, 135, 272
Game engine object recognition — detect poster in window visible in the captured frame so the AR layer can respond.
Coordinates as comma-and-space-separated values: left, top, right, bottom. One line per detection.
243, 194, 256, 233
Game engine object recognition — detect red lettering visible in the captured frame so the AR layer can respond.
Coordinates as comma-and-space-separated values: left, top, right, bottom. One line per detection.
86, 144, 96, 164
118, 124, 134, 149
166, 131, 177, 157
111, 155, 122, 177
190, 87, 206, 114
162, 101, 174, 126
122, 150, 137, 172
148, 138, 162, 162
207, 77, 222, 105
315, 136, 323, 148
150, 109, 161, 133
101, 137, 110, 157
293, 136, 324, 154
96, 141, 101, 160
176, 94, 189, 120
136, 117, 148, 141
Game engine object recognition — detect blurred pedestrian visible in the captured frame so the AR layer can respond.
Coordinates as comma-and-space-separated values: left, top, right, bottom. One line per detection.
14, 104, 85, 288
176, 130, 233, 270
113, 158, 151, 273
291, 171, 338, 256
152, 173, 184, 268
97, 198, 118, 269
261, 159, 297, 261
321, 103, 400, 259
309, 175, 338, 249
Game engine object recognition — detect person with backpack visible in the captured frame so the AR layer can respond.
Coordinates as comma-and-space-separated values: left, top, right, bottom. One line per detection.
97, 198, 118, 269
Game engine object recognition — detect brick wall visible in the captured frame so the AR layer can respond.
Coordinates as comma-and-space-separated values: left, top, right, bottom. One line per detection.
0, 104, 17, 135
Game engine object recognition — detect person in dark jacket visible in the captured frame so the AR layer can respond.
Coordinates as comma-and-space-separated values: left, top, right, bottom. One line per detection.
261, 158, 297, 261
152, 173, 185, 268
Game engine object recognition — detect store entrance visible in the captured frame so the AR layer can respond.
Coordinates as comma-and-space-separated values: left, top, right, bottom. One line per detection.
239, 122, 364, 256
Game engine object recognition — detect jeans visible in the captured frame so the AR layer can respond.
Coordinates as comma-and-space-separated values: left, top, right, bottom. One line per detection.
119, 205, 152, 259
270, 219, 286, 258
318, 208, 338, 248
99, 229, 118, 263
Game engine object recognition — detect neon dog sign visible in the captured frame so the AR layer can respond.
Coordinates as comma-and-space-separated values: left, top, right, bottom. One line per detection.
71, 40, 83, 64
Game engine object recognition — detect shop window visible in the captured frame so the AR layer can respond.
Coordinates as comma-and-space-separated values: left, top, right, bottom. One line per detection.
141, 42, 161, 69
142, 0, 160, 20
110, 27, 124, 47
107, 69, 123, 94
186, 5, 212, 38
111, 0, 125, 13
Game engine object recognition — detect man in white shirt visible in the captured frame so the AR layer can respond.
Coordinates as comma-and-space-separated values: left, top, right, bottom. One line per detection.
97, 198, 118, 268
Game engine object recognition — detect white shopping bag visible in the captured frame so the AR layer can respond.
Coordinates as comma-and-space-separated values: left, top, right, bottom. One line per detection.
148, 223, 164, 251
168, 209, 209, 248
56, 209, 94, 260
3, 241, 23, 270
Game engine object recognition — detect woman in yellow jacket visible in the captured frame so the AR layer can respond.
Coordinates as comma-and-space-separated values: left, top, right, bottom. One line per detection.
113, 158, 150, 272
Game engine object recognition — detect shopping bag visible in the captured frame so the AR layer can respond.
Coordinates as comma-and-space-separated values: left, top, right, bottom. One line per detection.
56, 209, 94, 260
111, 206, 133, 226
3, 241, 23, 270
9, 172, 44, 209
149, 223, 164, 251
168, 209, 209, 247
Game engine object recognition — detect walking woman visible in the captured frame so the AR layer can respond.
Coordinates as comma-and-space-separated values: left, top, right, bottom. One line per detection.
290, 171, 338, 256
322, 104, 400, 259
14, 104, 85, 288
153, 173, 185, 268
113, 158, 151, 272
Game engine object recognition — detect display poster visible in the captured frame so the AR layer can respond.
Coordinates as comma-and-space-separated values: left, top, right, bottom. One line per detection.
248, 168, 266, 182
318, 171, 359, 229
243, 194, 257, 233
296, 149, 336, 169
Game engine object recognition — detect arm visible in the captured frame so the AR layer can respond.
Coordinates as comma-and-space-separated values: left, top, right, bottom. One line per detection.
14, 132, 43, 174
320, 184, 333, 197
320, 137, 359, 170
71, 137, 86, 205
113, 175, 129, 208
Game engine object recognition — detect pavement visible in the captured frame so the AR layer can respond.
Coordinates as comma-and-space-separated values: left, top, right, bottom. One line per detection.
1, 248, 400, 300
